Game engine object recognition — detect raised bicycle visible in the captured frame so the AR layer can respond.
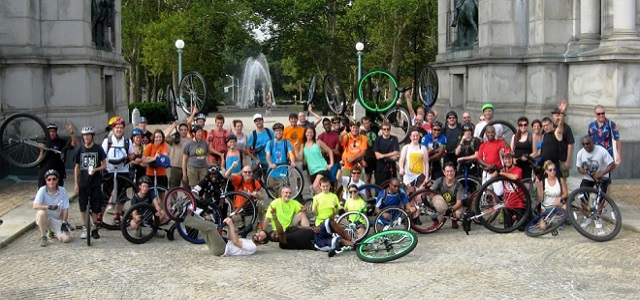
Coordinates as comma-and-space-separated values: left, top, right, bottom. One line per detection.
0, 113, 55, 168
165, 71, 207, 120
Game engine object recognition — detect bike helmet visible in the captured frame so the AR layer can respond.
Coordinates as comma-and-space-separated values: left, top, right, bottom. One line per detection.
272, 122, 284, 130
155, 154, 171, 168
46, 123, 58, 130
137, 175, 152, 185
44, 169, 59, 179
226, 135, 237, 143
207, 164, 220, 175
462, 123, 474, 132
499, 148, 514, 158
481, 103, 494, 112
111, 118, 126, 127
108, 116, 122, 127
81, 126, 95, 135
195, 113, 207, 121
131, 128, 143, 136
431, 120, 443, 128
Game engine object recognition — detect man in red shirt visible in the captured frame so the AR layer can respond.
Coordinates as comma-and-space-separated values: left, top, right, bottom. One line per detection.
476, 125, 508, 195
318, 118, 341, 189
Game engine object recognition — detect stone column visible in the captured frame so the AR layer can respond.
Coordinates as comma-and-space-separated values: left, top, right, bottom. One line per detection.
579, 0, 601, 42
610, 0, 639, 40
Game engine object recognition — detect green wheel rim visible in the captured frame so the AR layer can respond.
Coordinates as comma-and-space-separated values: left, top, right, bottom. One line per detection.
357, 70, 399, 113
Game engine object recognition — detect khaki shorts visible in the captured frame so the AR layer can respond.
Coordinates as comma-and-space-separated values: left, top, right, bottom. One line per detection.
187, 166, 208, 187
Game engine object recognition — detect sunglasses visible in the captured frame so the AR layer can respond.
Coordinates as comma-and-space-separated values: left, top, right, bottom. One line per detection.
432, 129, 441, 132
242, 171, 252, 174
46, 177, 58, 182
547, 168, 556, 172
351, 172, 361, 175
518, 123, 528, 127
349, 190, 359, 194
595, 112, 605, 116
382, 128, 390, 131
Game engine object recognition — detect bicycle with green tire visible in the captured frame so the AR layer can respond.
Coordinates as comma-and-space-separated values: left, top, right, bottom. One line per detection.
329, 229, 418, 263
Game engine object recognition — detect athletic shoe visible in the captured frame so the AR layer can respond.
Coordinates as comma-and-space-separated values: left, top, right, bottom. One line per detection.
594, 219, 603, 229
412, 217, 422, 225
47, 229, 55, 239
580, 218, 592, 229
80, 226, 88, 239
451, 220, 459, 229
40, 236, 48, 247
91, 229, 100, 239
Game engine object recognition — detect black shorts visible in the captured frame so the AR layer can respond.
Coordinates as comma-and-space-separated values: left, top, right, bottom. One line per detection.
580, 178, 611, 193
310, 170, 330, 184
153, 175, 168, 189
409, 174, 427, 187
364, 156, 376, 174
79, 186, 103, 214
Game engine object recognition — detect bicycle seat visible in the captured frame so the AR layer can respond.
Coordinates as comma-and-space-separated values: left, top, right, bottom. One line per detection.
108, 157, 128, 165
397, 86, 412, 93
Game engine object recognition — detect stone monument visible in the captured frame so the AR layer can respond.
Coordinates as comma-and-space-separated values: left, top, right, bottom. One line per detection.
433, 0, 640, 178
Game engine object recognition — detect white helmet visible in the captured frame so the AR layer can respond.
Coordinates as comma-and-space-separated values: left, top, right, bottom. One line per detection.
81, 126, 95, 135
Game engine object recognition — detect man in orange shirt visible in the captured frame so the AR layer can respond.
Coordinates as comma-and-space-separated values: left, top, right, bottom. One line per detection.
225, 165, 266, 230
283, 113, 306, 183
340, 121, 367, 176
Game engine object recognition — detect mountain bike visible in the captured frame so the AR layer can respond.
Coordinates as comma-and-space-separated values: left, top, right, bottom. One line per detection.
335, 198, 377, 243
525, 204, 567, 237
264, 163, 304, 200
99, 156, 139, 230
0, 113, 52, 168
329, 229, 418, 263
165, 71, 207, 120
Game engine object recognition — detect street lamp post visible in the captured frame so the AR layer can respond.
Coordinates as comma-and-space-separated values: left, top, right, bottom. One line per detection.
354, 42, 365, 119
175, 39, 185, 85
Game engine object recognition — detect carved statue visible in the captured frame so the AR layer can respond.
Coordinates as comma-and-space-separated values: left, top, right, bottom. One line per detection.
450, 0, 478, 48
91, 0, 115, 49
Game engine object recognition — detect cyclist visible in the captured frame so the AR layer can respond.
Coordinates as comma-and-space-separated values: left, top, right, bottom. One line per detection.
208, 114, 229, 164
299, 107, 321, 128
576, 135, 616, 197
225, 165, 265, 228
221, 135, 246, 177
343, 183, 368, 237
129, 128, 146, 182
337, 166, 365, 202
101, 117, 134, 224
128, 176, 165, 232
182, 125, 209, 189
187, 110, 208, 140
455, 123, 481, 176
374, 178, 417, 226
491, 148, 527, 229
137, 116, 153, 145
38, 123, 77, 188
164, 122, 190, 188
33, 169, 71, 246
428, 162, 465, 229
340, 121, 367, 177
421, 120, 447, 180
191, 164, 227, 216
318, 118, 341, 190
265, 123, 296, 186
534, 160, 568, 231
247, 113, 274, 170
360, 116, 378, 184
474, 103, 504, 140
399, 128, 429, 195
74, 126, 107, 240
177, 211, 257, 256
476, 125, 506, 195
373, 121, 400, 186
142, 129, 170, 219
302, 127, 334, 194
311, 178, 341, 226
284, 113, 305, 168
263, 186, 310, 232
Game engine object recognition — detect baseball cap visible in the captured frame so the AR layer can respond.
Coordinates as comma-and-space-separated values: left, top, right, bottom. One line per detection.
551, 107, 565, 115
481, 103, 494, 112
138, 116, 148, 123
253, 113, 263, 121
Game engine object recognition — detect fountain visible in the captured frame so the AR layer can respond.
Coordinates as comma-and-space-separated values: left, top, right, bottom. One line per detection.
239, 53, 275, 109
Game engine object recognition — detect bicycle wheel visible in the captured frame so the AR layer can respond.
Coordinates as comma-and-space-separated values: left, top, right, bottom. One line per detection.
301, 198, 315, 226
265, 164, 304, 199
101, 175, 137, 230
86, 206, 92, 246
566, 187, 621, 242
166, 84, 178, 121
418, 66, 438, 108
407, 189, 445, 234
336, 211, 370, 243
473, 176, 531, 233
307, 73, 317, 106
121, 202, 159, 244
356, 229, 418, 263
225, 191, 257, 234
179, 71, 207, 114
374, 206, 410, 233
456, 174, 482, 223
479, 120, 517, 144
383, 106, 411, 144
164, 187, 196, 222
357, 70, 399, 113
357, 184, 385, 203
323, 73, 347, 115
177, 207, 222, 244
525, 208, 567, 237
0, 113, 48, 168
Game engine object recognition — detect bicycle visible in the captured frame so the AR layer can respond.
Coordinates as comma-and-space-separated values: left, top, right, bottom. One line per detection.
565, 172, 621, 242
0, 113, 54, 168
329, 229, 418, 263
99, 156, 139, 230
165, 71, 207, 120
356, 183, 411, 233
525, 204, 567, 237
120, 200, 176, 244
264, 163, 305, 200
335, 197, 377, 243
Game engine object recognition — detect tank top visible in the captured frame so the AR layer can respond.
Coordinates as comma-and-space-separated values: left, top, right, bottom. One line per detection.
542, 178, 561, 207
513, 133, 532, 158
403, 144, 425, 184
236, 133, 247, 151
225, 151, 242, 174
303, 143, 327, 175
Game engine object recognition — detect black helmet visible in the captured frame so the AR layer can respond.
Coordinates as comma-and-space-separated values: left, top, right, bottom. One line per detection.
137, 175, 152, 185
46, 123, 58, 130
272, 122, 284, 130
431, 120, 443, 128
226, 135, 237, 143
44, 169, 59, 179
207, 164, 220, 175
462, 123, 474, 132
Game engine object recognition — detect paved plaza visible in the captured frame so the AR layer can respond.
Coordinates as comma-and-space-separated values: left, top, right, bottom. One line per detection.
0, 107, 639, 299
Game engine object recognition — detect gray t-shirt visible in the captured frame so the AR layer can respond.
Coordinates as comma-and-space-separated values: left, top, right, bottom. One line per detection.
431, 177, 465, 205
576, 145, 614, 181
183, 139, 209, 168
34, 186, 70, 219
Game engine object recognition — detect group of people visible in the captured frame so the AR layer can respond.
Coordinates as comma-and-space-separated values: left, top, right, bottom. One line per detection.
32, 97, 621, 255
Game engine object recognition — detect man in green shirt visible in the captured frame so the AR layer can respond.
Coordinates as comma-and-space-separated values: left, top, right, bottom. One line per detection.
262, 186, 309, 231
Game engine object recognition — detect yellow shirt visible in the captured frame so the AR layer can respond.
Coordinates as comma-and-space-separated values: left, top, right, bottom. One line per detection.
312, 192, 341, 226
266, 198, 302, 230
344, 197, 366, 222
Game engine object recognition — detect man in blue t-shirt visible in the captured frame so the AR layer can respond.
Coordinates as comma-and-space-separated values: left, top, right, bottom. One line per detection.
247, 114, 274, 166
374, 178, 416, 230
265, 122, 295, 179
421, 121, 447, 180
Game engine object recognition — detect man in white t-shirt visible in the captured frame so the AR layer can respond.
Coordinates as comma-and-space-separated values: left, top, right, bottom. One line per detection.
182, 215, 257, 256
474, 103, 504, 140
576, 136, 616, 194
337, 166, 366, 201
101, 118, 135, 223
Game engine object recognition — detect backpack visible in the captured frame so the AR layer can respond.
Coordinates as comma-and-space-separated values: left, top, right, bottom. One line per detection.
251, 129, 273, 153
269, 139, 290, 163
106, 135, 130, 156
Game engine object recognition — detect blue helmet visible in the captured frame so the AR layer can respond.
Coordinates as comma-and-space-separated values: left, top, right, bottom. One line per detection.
155, 154, 171, 168
131, 128, 143, 136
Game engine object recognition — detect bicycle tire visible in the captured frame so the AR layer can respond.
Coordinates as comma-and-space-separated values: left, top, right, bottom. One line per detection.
301, 198, 315, 226
356, 229, 418, 263
166, 84, 178, 121
225, 191, 257, 234
0, 113, 49, 168
265, 164, 304, 199
121, 202, 159, 244
374, 206, 411, 233
323, 73, 347, 115
566, 187, 621, 242
357, 70, 399, 113
456, 174, 482, 224
307, 73, 317, 106
478, 120, 517, 144
177, 207, 222, 244
336, 211, 370, 243
525, 208, 567, 237
407, 189, 445, 234
418, 66, 438, 108
86, 206, 92, 246
164, 187, 196, 222
179, 71, 207, 114
473, 176, 531, 233
383, 106, 411, 144
100, 175, 138, 230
